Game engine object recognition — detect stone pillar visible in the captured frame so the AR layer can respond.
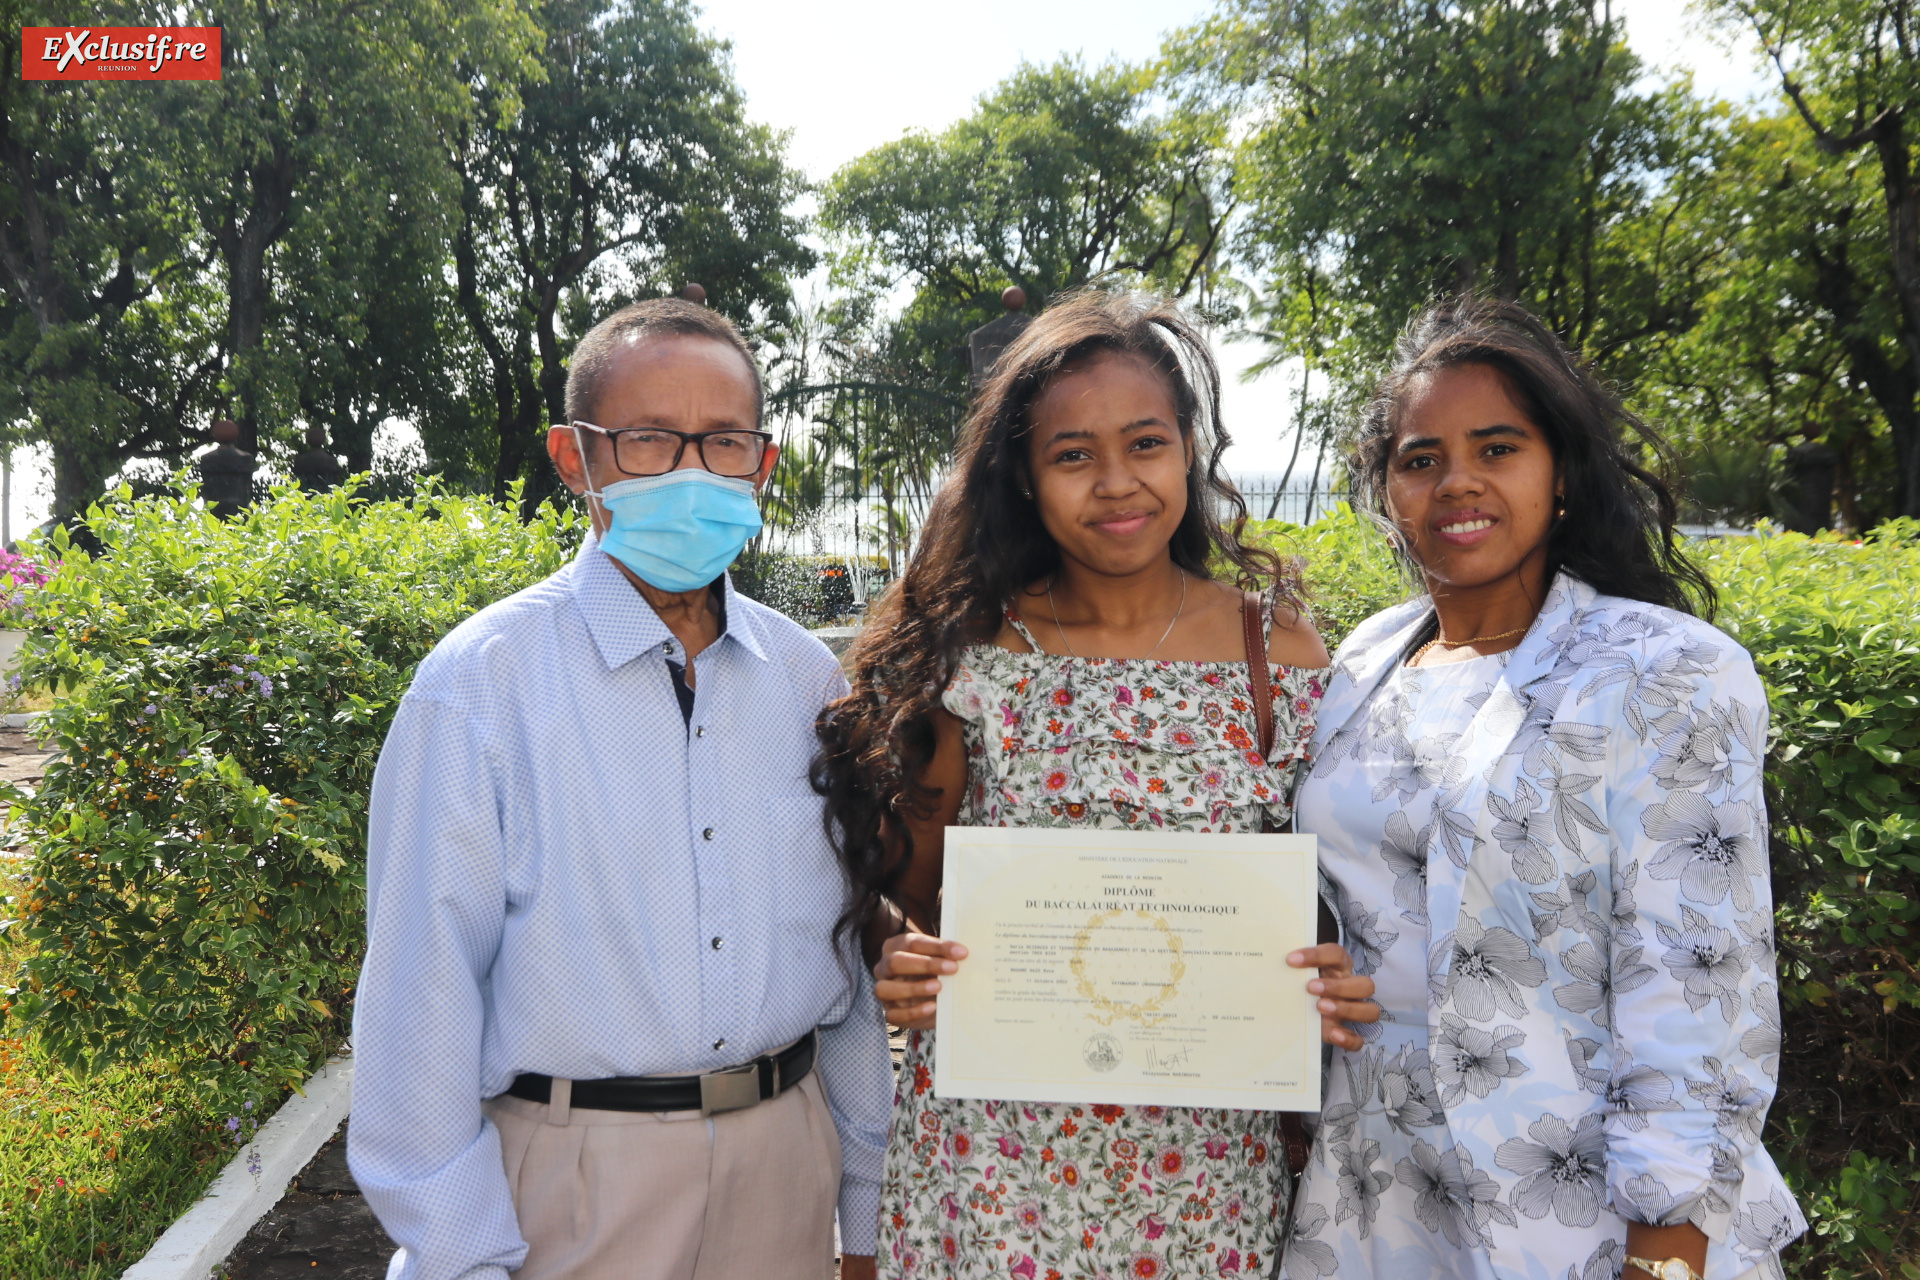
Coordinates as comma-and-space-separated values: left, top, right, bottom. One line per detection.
1784, 442, 1839, 534
968, 286, 1033, 391
196, 419, 257, 519
290, 425, 346, 493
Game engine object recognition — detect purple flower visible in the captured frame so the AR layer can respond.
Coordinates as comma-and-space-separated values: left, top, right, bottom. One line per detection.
225, 1116, 241, 1131
144, 703, 157, 715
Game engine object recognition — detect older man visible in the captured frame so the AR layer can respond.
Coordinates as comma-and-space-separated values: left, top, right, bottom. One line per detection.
349, 299, 889, 1280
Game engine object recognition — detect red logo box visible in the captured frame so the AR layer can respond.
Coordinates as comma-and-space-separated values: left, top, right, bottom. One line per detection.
21, 27, 221, 80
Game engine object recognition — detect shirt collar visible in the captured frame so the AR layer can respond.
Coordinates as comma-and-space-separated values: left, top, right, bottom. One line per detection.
569, 532, 768, 669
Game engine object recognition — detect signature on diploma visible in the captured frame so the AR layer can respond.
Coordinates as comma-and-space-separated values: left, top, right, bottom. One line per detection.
1144, 1042, 1195, 1071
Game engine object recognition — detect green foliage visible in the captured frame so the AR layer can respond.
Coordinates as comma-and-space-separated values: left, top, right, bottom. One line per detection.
1701, 0, 1920, 519
1698, 523, 1920, 1276
453, 0, 813, 508
0, 479, 582, 1091
1244, 505, 1413, 647
731, 550, 889, 628
1172, 0, 1721, 407
819, 57, 1230, 391
0, 1010, 263, 1279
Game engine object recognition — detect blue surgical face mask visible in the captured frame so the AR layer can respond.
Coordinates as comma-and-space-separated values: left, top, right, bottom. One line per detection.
579, 460, 764, 593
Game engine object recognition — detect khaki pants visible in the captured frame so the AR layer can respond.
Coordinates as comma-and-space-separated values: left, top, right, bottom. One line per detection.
482, 1069, 843, 1280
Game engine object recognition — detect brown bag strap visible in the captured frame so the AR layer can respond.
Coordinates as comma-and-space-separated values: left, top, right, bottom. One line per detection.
1242, 589, 1274, 760
1248, 586, 1315, 1179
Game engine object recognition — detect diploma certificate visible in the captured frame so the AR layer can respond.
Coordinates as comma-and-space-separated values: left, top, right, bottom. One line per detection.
933, 827, 1321, 1111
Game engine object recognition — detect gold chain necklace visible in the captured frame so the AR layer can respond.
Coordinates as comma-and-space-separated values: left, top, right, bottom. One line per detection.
1047, 572, 1187, 660
1410, 622, 1531, 667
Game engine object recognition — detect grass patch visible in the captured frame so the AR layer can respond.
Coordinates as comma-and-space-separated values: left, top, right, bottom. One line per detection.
0, 902, 286, 1277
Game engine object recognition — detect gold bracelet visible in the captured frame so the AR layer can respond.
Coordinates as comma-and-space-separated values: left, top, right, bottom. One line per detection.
1624, 1256, 1704, 1280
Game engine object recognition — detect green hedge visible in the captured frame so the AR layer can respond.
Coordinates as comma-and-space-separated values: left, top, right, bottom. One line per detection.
2, 482, 583, 1093
2, 491, 1913, 1276
1256, 509, 1920, 1278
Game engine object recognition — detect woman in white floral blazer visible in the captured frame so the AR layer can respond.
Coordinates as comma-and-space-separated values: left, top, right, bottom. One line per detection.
1286, 297, 1805, 1280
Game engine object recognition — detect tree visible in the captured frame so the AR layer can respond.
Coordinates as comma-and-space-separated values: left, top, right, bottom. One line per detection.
174, 0, 539, 458
0, 0, 540, 517
1175, 0, 1725, 413
1710, 0, 1920, 516
820, 58, 1233, 389
453, 0, 812, 511
0, 2, 227, 521
1634, 111, 1900, 528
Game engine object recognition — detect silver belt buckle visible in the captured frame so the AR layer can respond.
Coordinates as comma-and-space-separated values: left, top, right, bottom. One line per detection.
698, 1064, 760, 1116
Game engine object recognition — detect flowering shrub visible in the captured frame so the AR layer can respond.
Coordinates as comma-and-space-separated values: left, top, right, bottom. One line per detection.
0, 548, 53, 639
1254, 509, 1920, 1277
0, 480, 582, 1094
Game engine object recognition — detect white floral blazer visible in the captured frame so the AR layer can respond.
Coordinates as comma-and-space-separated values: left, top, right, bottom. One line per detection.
1306, 574, 1806, 1280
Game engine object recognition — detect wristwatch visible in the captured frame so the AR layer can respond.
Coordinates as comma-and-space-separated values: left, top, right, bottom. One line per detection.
1624, 1257, 1704, 1280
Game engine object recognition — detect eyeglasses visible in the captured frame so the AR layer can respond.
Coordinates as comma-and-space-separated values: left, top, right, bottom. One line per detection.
571, 421, 772, 479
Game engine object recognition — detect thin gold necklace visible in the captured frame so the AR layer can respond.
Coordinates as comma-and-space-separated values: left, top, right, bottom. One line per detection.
1047, 572, 1188, 660
1410, 622, 1530, 667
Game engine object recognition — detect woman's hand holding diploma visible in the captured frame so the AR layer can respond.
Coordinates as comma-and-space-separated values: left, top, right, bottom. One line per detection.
875, 933, 1378, 1046
1288, 943, 1379, 1050
874, 932, 965, 1031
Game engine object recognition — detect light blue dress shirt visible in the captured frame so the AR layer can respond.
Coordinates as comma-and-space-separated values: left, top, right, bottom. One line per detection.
348, 534, 893, 1280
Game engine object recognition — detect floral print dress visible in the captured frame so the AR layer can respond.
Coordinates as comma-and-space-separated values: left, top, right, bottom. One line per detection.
877, 612, 1326, 1280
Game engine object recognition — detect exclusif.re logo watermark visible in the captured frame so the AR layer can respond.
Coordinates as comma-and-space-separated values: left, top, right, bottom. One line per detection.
21, 26, 222, 80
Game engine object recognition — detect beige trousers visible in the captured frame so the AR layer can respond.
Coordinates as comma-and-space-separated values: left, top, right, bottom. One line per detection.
482, 1070, 843, 1280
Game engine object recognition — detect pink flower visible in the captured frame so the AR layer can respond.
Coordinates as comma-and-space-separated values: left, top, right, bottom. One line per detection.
1013, 1201, 1043, 1231
1219, 1248, 1243, 1274
997, 1133, 1023, 1158
1010, 1257, 1037, 1280
1197, 767, 1226, 793
1043, 769, 1070, 793
1204, 1136, 1230, 1159
1138, 1212, 1168, 1240
1115, 685, 1135, 705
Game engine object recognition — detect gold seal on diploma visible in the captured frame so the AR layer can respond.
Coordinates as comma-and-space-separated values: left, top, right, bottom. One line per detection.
1068, 906, 1186, 1026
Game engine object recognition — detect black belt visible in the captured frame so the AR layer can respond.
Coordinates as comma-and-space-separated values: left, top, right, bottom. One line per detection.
506, 1031, 815, 1117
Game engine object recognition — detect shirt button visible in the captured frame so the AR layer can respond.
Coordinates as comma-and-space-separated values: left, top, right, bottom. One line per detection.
702, 827, 714, 841
711, 936, 723, 950
713, 1038, 726, 1051
695, 725, 705, 738
663, 642, 675, 655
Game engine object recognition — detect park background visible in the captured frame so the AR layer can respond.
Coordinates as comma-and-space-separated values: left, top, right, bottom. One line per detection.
0, 0, 1916, 1276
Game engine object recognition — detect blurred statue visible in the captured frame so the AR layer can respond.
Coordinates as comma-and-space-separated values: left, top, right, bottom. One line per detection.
1785, 441, 1839, 534
196, 419, 256, 519
968, 286, 1032, 392
291, 425, 346, 493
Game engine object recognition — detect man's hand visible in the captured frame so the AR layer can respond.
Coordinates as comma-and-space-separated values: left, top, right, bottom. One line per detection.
1288, 943, 1379, 1050
873, 932, 969, 1030
839, 1253, 878, 1280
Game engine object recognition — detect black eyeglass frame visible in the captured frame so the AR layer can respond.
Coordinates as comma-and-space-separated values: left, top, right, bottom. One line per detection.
570, 420, 774, 479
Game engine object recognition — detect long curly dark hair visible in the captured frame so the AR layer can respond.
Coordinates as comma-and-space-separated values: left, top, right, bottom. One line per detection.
1350, 295, 1716, 619
813, 289, 1295, 959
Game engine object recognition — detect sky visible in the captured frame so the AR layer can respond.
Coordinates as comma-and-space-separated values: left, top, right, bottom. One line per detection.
4, 0, 1779, 534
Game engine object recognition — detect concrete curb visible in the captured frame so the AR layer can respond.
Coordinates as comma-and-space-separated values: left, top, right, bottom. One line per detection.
3, 711, 40, 728
122, 1054, 354, 1280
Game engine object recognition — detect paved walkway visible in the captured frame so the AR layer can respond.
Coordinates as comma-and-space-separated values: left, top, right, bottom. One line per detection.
223, 1120, 392, 1279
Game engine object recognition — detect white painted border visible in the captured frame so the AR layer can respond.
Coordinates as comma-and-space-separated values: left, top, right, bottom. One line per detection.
122, 1053, 354, 1280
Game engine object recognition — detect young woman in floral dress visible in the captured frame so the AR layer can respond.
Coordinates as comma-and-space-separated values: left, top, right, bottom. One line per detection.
813, 290, 1380, 1280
